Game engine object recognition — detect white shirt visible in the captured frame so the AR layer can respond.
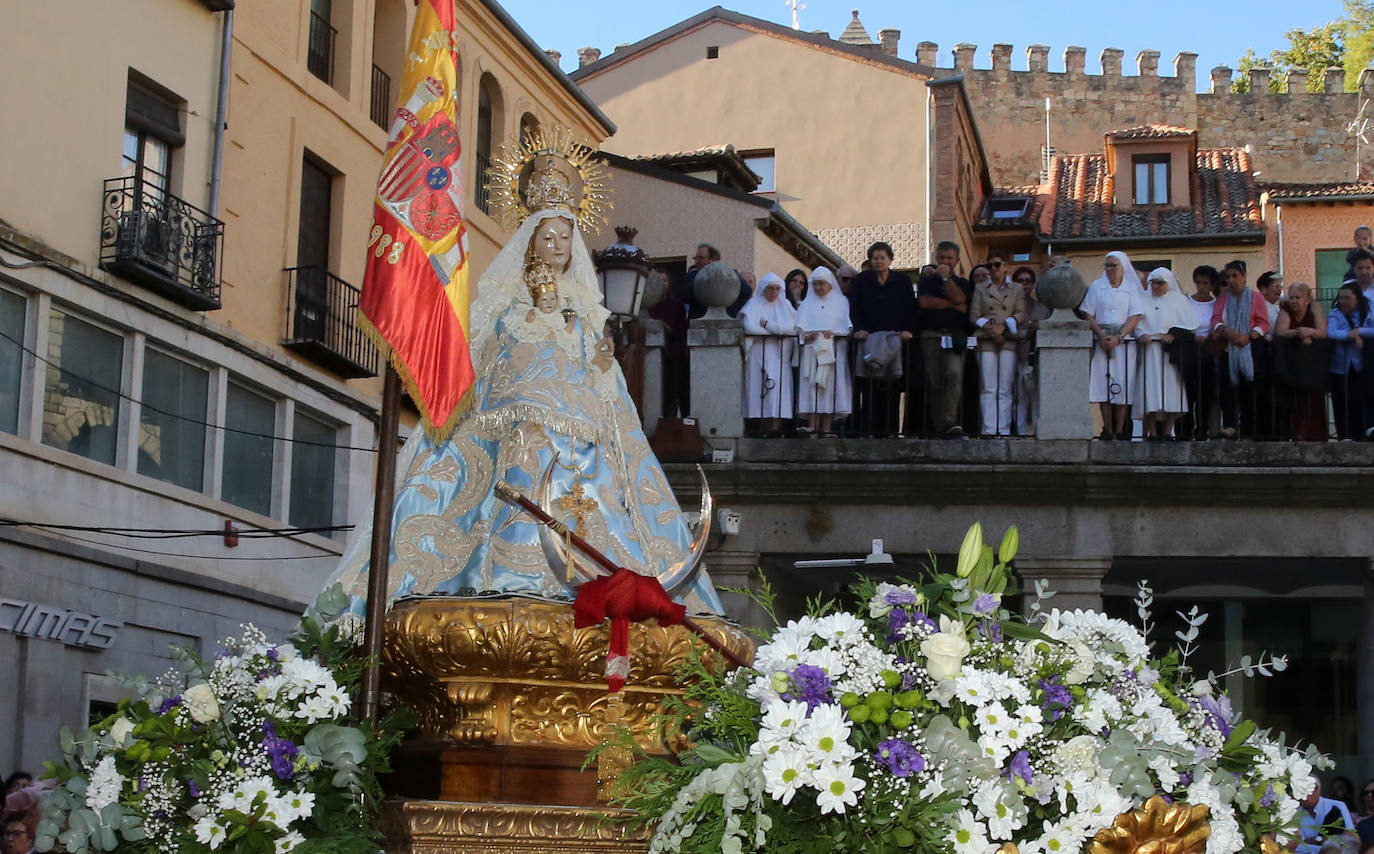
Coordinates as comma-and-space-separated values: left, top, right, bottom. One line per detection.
1265, 299, 1281, 332
1187, 296, 1214, 336
1081, 280, 1146, 327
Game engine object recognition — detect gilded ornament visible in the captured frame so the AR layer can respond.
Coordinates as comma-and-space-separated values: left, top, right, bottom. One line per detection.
381, 799, 648, 854
1088, 795, 1211, 854
484, 126, 612, 233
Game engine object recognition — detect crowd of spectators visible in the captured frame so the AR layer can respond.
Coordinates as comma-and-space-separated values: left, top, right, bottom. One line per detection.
654, 228, 1374, 441
3, 771, 36, 854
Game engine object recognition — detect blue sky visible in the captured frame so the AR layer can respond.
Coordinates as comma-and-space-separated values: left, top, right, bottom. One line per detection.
501, 0, 1348, 92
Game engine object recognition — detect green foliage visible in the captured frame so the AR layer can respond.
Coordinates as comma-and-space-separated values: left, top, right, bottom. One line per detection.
1236, 3, 1374, 93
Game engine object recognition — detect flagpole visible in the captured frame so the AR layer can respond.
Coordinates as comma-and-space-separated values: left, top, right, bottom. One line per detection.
360, 365, 402, 723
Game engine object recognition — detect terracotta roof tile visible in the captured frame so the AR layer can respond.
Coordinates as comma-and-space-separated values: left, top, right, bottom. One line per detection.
623, 144, 761, 191
1109, 124, 1197, 140
1262, 181, 1374, 201
1044, 148, 1262, 242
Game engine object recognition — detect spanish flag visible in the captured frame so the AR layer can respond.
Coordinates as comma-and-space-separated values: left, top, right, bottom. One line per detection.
358, 0, 473, 440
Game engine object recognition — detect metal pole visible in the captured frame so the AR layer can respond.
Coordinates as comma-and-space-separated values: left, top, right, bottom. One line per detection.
208, 8, 233, 218
360, 366, 402, 723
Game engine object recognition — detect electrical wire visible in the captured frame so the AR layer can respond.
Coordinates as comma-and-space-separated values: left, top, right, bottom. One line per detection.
15, 522, 342, 561
0, 327, 378, 452
0, 519, 354, 539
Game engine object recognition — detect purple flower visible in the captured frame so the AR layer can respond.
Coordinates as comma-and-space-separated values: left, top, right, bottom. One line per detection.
1038, 677, 1072, 721
782, 663, 833, 712
1198, 694, 1234, 739
1006, 750, 1033, 784
137, 776, 149, 793
911, 612, 937, 632
875, 739, 925, 777
266, 647, 279, 662
1179, 771, 1193, 788
156, 695, 182, 714
972, 593, 999, 617
186, 780, 201, 799
262, 719, 299, 780
977, 621, 1003, 643
884, 587, 918, 607
1259, 784, 1275, 808
887, 608, 910, 641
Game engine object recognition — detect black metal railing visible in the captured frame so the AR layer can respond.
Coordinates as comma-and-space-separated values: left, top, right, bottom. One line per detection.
370, 64, 392, 129
474, 151, 492, 214
282, 266, 378, 378
100, 173, 224, 311
307, 10, 337, 85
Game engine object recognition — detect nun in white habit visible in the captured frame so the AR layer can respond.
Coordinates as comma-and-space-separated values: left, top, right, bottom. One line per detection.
796, 266, 853, 434
1132, 267, 1195, 437
739, 272, 797, 434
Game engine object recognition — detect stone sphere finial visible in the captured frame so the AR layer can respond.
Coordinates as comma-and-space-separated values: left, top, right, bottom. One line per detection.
1037, 264, 1088, 311
693, 261, 740, 310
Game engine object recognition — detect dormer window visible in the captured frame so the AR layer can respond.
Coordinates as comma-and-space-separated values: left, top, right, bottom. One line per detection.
985, 198, 1030, 220
1133, 154, 1170, 205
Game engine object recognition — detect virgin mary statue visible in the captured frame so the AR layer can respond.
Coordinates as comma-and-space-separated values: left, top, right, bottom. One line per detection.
329, 130, 724, 615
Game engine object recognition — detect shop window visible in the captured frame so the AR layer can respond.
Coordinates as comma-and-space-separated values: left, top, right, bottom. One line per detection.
0, 289, 24, 435
290, 410, 337, 530
223, 383, 277, 516
42, 311, 123, 466
138, 348, 208, 491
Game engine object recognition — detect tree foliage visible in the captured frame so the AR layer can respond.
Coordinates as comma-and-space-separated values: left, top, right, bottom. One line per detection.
1233, 2, 1374, 93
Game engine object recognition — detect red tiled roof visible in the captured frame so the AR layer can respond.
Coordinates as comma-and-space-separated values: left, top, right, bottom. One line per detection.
623, 144, 761, 191
1262, 181, 1374, 202
1044, 148, 1263, 242
1108, 124, 1197, 140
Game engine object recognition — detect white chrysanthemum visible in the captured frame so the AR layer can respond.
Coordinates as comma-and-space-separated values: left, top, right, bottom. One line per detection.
275, 831, 306, 854
955, 670, 998, 707
812, 763, 865, 815
1187, 778, 1245, 854
1036, 818, 1082, 854
86, 755, 123, 811
753, 630, 812, 674
217, 774, 278, 814
1049, 609, 1150, 670
977, 731, 1011, 765
1076, 687, 1122, 733
813, 612, 866, 645
1000, 714, 1043, 749
974, 702, 1011, 735
757, 699, 810, 752
973, 782, 1027, 839
761, 747, 811, 805
193, 815, 228, 850
948, 808, 996, 854
274, 789, 315, 824
1073, 779, 1132, 835
797, 704, 855, 765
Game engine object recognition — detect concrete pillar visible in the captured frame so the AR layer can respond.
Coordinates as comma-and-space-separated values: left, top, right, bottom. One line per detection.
1101, 48, 1123, 76
1174, 52, 1198, 87
991, 43, 1012, 73
1065, 46, 1086, 76
1014, 557, 1110, 612
687, 315, 744, 446
1210, 65, 1233, 94
916, 40, 938, 67
1136, 49, 1160, 77
1034, 310, 1094, 439
706, 549, 767, 629
954, 43, 976, 72
1286, 68, 1308, 94
1326, 67, 1347, 94
1361, 67, 1374, 97
1248, 67, 1270, 94
641, 318, 665, 437
1027, 44, 1049, 73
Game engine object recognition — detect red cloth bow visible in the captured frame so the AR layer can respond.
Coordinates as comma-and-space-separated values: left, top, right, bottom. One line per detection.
573, 569, 686, 691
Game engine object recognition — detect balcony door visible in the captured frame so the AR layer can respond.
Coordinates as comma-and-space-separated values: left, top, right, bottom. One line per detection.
296, 156, 333, 342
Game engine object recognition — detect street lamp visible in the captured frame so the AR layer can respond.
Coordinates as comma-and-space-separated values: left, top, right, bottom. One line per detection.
594, 226, 650, 321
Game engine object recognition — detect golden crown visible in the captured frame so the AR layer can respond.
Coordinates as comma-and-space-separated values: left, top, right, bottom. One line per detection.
485, 126, 611, 233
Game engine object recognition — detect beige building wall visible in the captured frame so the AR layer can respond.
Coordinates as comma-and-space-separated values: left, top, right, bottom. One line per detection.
575, 20, 930, 265
1061, 246, 1267, 296
1265, 203, 1372, 290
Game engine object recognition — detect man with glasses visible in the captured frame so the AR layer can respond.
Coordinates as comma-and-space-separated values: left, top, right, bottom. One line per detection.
680, 242, 750, 320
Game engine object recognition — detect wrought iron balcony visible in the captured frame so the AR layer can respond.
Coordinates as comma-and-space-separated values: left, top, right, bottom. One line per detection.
370, 64, 392, 130
282, 266, 378, 379
474, 152, 493, 214
100, 174, 224, 311
307, 10, 336, 85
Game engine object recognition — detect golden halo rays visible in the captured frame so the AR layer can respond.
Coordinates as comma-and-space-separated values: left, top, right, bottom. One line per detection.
484, 126, 611, 234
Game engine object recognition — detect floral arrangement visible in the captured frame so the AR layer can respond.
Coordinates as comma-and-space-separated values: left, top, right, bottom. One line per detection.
605, 523, 1328, 854
34, 585, 409, 854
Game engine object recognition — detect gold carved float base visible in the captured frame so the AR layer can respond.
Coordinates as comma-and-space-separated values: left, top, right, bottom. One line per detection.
382, 595, 753, 807
380, 799, 648, 854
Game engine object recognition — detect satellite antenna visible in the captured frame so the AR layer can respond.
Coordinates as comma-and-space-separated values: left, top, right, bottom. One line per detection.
784, 0, 805, 30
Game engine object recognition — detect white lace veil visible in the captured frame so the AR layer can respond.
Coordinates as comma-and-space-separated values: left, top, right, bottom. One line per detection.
468, 210, 609, 369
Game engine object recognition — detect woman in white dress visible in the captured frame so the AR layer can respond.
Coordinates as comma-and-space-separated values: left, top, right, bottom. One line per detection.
796, 266, 852, 436
1081, 250, 1145, 439
739, 272, 797, 435
1133, 268, 1195, 438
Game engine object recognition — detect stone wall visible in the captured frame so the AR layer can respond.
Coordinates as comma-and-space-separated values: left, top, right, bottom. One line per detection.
919, 42, 1374, 187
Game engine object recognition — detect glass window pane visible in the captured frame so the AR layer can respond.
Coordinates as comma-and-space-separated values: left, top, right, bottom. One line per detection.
1153, 162, 1169, 204
1134, 162, 1149, 205
121, 129, 139, 178
290, 412, 336, 530
138, 349, 208, 491
42, 311, 123, 465
142, 137, 171, 196
0, 290, 24, 434
223, 383, 276, 516
744, 155, 776, 193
